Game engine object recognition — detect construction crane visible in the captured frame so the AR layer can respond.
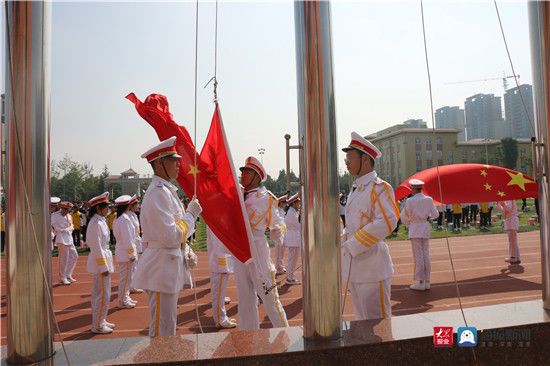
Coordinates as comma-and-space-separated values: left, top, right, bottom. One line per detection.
445, 74, 520, 92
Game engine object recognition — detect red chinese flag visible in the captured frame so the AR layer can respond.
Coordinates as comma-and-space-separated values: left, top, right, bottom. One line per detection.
126, 93, 203, 194
127, 93, 253, 263
198, 104, 252, 263
394, 164, 538, 204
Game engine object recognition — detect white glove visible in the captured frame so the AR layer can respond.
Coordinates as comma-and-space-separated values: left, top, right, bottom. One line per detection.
341, 240, 353, 257
270, 226, 284, 244
184, 244, 198, 268
187, 198, 202, 219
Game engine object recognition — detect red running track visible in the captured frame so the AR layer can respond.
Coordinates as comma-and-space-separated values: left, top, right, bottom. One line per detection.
0, 231, 542, 344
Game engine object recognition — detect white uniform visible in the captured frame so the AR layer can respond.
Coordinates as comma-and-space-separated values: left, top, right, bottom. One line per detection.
496, 200, 520, 260
51, 211, 77, 282
132, 175, 196, 337
275, 207, 287, 272
206, 226, 234, 327
283, 206, 301, 281
113, 213, 138, 306
400, 193, 438, 282
341, 171, 398, 320
234, 186, 289, 330
128, 211, 142, 254
86, 214, 115, 331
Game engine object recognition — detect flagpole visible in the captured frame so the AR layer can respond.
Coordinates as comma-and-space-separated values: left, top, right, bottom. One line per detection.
294, 0, 342, 342
528, 1, 550, 310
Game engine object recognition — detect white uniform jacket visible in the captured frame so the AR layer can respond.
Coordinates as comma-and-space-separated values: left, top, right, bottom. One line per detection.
206, 226, 234, 274
342, 171, 399, 283
400, 193, 438, 239
51, 211, 74, 246
113, 213, 138, 262
86, 215, 114, 274
128, 211, 142, 253
283, 206, 301, 248
244, 187, 285, 279
132, 175, 196, 294
496, 200, 519, 231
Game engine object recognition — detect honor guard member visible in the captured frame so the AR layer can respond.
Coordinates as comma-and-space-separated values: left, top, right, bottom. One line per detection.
400, 179, 438, 291
341, 132, 399, 320
284, 194, 301, 285
86, 192, 116, 334
275, 195, 288, 274
132, 136, 202, 337
206, 226, 237, 328
235, 156, 289, 330
113, 195, 138, 308
50, 197, 61, 251
496, 200, 520, 264
52, 201, 77, 285
128, 195, 144, 294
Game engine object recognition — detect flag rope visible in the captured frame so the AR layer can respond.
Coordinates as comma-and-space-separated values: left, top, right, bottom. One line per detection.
421, 1, 476, 360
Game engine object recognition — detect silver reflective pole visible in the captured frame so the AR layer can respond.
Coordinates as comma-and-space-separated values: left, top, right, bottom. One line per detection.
6, 1, 54, 362
294, 0, 341, 341
528, 1, 550, 310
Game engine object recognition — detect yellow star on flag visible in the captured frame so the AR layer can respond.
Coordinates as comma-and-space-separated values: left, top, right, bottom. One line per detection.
480, 170, 488, 177
497, 191, 506, 197
188, 164, 200, 177
505, 171, 535, 192
484, 183, 492, 191
483, 164, 491, 169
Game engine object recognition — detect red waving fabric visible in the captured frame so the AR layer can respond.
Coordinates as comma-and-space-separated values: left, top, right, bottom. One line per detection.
126, 93, 252, 263
395, 164, 538, 205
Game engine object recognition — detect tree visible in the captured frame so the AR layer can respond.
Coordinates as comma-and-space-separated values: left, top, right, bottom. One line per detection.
501, 137, 518, 170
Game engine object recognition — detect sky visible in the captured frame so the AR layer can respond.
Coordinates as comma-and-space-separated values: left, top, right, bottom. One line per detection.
1, 0, 533, 179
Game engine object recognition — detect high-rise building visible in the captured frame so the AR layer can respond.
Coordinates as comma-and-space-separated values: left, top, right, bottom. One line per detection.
435, 106, 466, 141
464, 93, 504, 140
504, 84, 534, 139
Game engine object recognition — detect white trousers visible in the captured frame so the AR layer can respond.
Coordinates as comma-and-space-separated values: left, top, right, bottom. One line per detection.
349, 278, 391, 321
58, 244, 78, 281
410, 238, 431, 282
286, 247, 300, 281
507, 230, 520, 259
210, 272, 230, 326
233, 259, 288, 330
91, 273, 111, 330
118, 261, 135, 305
275, 243, 286, 271
146, 290, 178, 337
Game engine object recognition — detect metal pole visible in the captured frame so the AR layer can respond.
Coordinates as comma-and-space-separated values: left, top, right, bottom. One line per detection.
285, 134, 292, 194
294, 0, 341, 341
6, 1, 54, 363
528, 0, 550, 310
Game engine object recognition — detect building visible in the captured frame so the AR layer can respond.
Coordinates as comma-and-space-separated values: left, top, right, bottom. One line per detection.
103, 169, 186, 198
403, 119, 427, 128
504, 84, 534, 139
464, 93, 504, 140
366, 124, 532, 189
435, 106, 466, 141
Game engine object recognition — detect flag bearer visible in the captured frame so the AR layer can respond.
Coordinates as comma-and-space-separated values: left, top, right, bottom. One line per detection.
400, 179, 438, 291
86, 192, 116, 334
235, 156, 289, 330
52, 201, 77, 285
284, 194, 301, 285
113, 195, 138, 308
132, 136, 202, 337
207, 226, 237, 328
340, 132, 399, 320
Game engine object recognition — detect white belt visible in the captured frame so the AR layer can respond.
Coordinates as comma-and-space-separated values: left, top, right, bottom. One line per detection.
411, 220, 429, 223
146, 241, 182, 249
